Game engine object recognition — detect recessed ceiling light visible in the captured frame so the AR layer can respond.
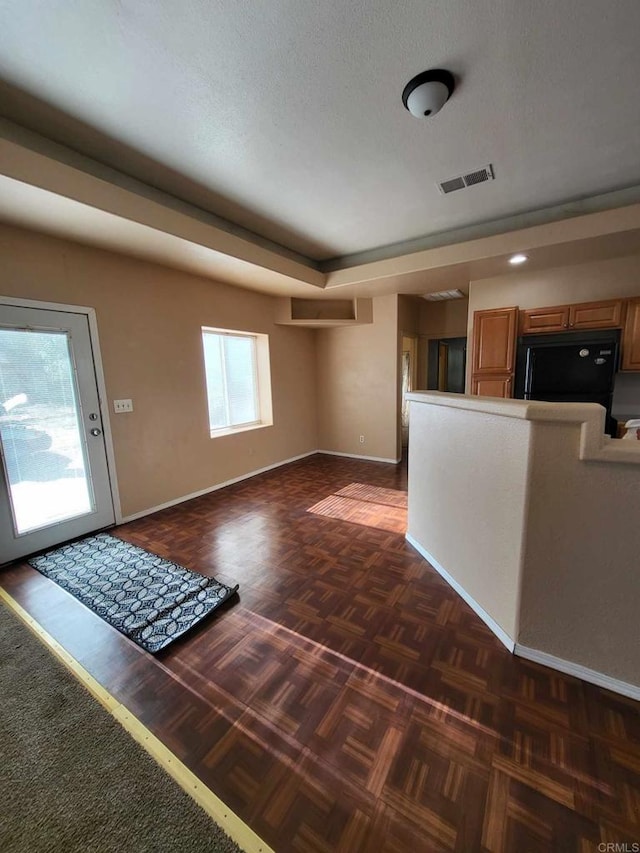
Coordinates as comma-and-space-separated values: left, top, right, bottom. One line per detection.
509, 253, 528, 265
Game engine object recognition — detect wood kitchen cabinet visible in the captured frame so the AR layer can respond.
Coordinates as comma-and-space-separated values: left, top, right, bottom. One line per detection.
471, 307, 518, 397
520, 299, 624, 334
471, 374, 513, 397
472, 296, 639, 392
568, 299, 624, 329
471, 307, 518, 373
520, 305, 569, 334
621, 298, 640, 371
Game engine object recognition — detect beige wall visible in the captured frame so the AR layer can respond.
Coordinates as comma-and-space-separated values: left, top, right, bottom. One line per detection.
520, 422, 640, 686
316, 294, 399, 461
419, 297, 469, 339
468, 254, 640, 317
466, 253, 640, 394
407, 392, 640, 691
398, 294, 421, 335
407, 398, 529, 640
0, 224, 318, 517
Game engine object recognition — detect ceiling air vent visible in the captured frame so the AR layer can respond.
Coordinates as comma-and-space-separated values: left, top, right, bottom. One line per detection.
438, 176, 465, 194
422, 289, 466, 301
438, 164, 494, 194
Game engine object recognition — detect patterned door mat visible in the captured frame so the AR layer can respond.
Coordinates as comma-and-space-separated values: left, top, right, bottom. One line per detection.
28, 533, 238, 653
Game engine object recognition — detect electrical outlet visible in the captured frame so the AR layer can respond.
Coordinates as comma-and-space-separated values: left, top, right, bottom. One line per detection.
113, 399, 134, 413
359, 435, 365, 444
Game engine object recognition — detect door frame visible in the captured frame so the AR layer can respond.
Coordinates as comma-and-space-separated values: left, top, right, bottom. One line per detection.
0, 294, 122, 525
400, 332, 419, 451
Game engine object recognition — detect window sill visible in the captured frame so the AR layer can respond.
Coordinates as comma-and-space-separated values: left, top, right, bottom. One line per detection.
209, 421, 273, 439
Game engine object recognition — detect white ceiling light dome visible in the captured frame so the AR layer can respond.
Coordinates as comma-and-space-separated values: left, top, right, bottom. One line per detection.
402, 69, 456, 118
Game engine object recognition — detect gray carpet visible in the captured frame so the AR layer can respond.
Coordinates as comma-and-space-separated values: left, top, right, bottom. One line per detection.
0, 603, 246, 853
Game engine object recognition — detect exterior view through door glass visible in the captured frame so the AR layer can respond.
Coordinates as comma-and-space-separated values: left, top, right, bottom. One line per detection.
0, 304, 115, 564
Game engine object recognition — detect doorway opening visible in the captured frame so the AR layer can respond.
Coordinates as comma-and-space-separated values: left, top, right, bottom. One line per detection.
427, 336, 467, 393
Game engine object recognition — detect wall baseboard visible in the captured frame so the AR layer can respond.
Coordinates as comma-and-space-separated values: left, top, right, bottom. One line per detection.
405, 533, 516, 652
317, 449, 401, 464
120, 451, 317, 523
514, 644, 640, 701
119, 458, 640, 701
405, 535, 640, 700
120, 448, 400, 523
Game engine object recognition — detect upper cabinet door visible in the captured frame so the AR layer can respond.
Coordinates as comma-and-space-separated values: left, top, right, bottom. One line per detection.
568, 299, 624, 330
621, 298, 640, 371
520, 305, 570, 334
471, 307, 518, 374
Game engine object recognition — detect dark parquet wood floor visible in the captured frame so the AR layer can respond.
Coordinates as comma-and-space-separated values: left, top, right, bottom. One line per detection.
2, 454, 639, 852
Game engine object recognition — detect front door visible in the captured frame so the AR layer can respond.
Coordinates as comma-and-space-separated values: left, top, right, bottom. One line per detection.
0, 303, 115, 563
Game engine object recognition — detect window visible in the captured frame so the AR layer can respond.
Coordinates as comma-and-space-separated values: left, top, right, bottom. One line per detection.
201, 328, 272, 436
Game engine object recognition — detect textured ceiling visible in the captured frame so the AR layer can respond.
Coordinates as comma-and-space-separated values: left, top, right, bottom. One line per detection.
1, 0, 640, 263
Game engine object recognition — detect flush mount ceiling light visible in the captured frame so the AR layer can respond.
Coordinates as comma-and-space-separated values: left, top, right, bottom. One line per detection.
402, 69, 455, 118
509, 253, 528, 265
422, 289, 465, 301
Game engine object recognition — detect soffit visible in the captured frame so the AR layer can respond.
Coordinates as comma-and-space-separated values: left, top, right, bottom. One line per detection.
1, 0, 640, 263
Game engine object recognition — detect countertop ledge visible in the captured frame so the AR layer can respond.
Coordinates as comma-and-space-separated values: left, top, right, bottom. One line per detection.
406, 392, 640, 465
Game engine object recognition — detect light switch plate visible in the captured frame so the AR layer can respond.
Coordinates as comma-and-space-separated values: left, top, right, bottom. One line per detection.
113, 399, 133, 413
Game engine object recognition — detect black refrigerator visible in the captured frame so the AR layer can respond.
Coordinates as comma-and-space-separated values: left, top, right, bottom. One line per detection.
514, 329, 620, 435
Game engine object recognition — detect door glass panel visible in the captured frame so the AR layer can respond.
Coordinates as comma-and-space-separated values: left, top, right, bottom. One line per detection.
0, 328, 94, 535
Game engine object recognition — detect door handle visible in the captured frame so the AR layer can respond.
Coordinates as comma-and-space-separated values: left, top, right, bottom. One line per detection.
90, 428, 102, 437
